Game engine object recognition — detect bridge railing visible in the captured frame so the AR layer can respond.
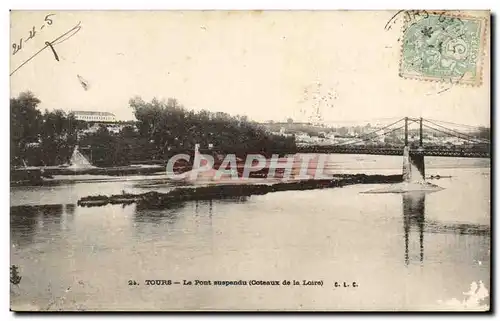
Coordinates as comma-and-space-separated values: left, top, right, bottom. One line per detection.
294, 145, 490, 158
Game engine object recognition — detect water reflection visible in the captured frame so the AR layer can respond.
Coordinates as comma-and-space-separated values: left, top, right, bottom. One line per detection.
8, 155, 490, 311
133, 196, 250, 226
211, 196, 249, 204
194, 200, 213, 218
10, 204, 64, 248
134, 202, 186, 225
65, 203, 76, 215
401, 192, 490, 266
402, 192, 425, 266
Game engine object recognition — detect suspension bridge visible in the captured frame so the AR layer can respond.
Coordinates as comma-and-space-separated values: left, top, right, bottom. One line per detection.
296, 117, 491, 159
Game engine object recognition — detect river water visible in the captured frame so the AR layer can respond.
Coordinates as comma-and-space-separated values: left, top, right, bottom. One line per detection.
10, 154, 491, 311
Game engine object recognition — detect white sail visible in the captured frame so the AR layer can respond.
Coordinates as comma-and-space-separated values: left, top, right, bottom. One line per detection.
68, 146, 95, 169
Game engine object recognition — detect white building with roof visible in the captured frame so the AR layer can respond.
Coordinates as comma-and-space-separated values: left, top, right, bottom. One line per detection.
72, 111, 116, 122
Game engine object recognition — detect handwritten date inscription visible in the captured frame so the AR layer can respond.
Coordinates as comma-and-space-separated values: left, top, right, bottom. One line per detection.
12, 14, 55, 56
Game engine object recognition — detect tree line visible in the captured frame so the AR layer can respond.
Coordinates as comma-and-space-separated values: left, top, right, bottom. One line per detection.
10, 92, 85, 167
10, 92, 296, 167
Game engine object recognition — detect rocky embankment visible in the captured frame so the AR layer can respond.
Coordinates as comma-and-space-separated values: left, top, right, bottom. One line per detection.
77, 174, 402, 208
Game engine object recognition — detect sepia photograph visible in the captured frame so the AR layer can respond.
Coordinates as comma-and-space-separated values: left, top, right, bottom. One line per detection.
9, 9, 491, 311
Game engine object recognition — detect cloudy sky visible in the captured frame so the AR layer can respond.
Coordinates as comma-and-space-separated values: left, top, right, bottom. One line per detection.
10, 11, 490, 126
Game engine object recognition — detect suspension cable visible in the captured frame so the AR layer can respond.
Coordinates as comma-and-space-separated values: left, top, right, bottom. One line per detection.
333, 118, 405, 146
422, 124, 490, 144
424, 119, 490, 143
425, 118, 488, 130
335, 124, 406, 147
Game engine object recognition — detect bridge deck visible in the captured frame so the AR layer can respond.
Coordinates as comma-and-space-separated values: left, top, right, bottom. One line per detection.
295, 146, 490, 158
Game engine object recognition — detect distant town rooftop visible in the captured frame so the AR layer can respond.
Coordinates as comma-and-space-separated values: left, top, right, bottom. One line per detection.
72, 111, 116, 116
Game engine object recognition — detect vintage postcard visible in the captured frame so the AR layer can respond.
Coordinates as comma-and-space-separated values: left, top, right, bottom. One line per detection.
9, 10, 491, 311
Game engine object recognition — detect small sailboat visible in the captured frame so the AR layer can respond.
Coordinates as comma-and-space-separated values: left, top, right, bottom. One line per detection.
181, 144, 227, 183
66, 145, 96, 170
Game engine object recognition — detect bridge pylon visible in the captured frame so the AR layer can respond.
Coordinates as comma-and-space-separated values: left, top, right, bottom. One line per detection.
402, 117, 425, 182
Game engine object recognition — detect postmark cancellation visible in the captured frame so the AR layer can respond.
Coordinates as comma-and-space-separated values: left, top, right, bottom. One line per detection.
399, 11, 488, 86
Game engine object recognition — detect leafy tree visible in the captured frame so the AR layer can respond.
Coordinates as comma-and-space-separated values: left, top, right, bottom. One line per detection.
11, 92, 297, 168
38, 110, 81, 165
79, 125, 130, 167
129, 96, 296, 159
10, 92, 88, 166
10, 92, 42, 166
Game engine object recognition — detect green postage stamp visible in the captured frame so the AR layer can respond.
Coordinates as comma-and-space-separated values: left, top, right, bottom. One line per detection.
400, 12, 487, 86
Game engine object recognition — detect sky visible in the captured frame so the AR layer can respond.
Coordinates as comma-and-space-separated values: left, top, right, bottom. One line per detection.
10, 11, 491, 126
